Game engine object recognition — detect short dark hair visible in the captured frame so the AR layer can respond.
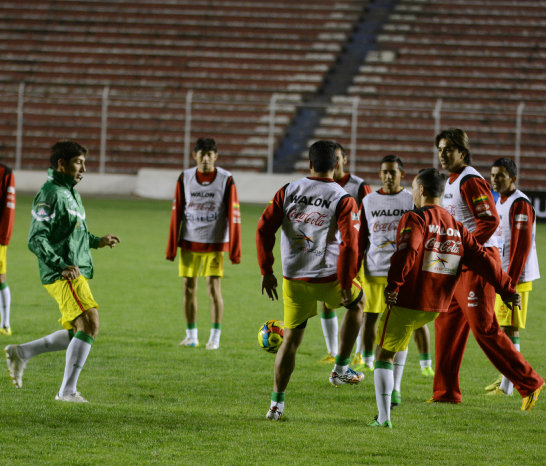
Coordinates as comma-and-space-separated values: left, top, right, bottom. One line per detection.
492, 157, 517, 178
309, 140, 338, 172
50, 141, 87, 169
435, 128, 471, 165
416, 168, 446, 198
380, 154, 404, 169
194, 137, 217, 154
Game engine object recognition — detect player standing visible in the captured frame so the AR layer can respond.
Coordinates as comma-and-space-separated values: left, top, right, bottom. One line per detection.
318, 142, 371, 364
257, 140, 364, 421
370, 168, 522, 428
432, 128, 544, 406
166, 138, 241, 350
485, 158, 540, 396
0, 162, 15, 335
4, 141, 120, 402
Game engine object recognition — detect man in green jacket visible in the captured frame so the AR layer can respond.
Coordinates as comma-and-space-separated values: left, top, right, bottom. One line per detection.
4, 140, 120, 402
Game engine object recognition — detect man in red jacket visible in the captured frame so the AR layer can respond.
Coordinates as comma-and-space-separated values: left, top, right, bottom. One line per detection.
369, 168, 541, 428
166, 138, 241, 350
0, 162, 15, 336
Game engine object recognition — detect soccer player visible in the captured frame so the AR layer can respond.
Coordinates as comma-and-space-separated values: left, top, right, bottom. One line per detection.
0, 162, 15, 335
4, 141, 120, 402
257, 140, 364, 421
486, 158, 540, 396
319, 142, 371, 364
370, 168, 523, 428
166, 137, 241, 350
356, 155, 434, 399
432, 128, 544, 406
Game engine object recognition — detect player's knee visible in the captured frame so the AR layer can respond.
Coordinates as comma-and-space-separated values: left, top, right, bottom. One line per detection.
74, 308, 99, 339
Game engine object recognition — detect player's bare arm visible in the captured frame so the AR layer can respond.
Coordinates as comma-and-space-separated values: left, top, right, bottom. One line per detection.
261, 273, 278, 301
340, 288, 354, 307
98, 234, 121, 248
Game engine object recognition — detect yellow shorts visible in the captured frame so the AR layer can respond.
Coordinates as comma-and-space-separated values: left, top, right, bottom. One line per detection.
494, 281, 532, 329
363, 275, 388, 314
283, 278, 363, 329
179, 250, 224, 278
44, 275, 98, 330
0, 245, 7, 275
377, 305, 439, 352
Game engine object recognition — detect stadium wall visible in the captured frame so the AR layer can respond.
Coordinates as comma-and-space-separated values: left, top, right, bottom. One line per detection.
14, 169, 546, 221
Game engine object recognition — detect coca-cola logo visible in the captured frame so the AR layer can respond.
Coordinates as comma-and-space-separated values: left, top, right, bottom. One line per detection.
425, 238, 461, 253
372, 220, 398, 233
287, 209, 326, 226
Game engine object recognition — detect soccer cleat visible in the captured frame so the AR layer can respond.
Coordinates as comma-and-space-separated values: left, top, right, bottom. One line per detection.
205, 341, 219, 350
521, 383, 544, 411
484, 374, 503, 392
329, 367, 364, 386
266, 406, 283, 421
421, 366, 435, 377
179, 337, 199, 347
317, 353, 335, 364
391, 389, 402, 407
4, 345, 26, 388
486, 387, 512, 397
55, 392, 88, 403
0, 327, 12, 336
351, 353, 364, 366
425, 397, 437, 403
367, 415, 393, 429
354, 362, 374, 373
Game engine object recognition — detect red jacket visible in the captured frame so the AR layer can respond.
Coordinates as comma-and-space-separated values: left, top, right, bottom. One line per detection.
386, 205, 515, 313
0, 163, 15, 245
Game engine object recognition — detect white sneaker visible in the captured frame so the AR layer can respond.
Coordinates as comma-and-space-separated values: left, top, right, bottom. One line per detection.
266, 406, 283, 420
206, 340, 219, 350
179, 337, 199, 347
4, 345, 26, 388
55, 392, 88, 403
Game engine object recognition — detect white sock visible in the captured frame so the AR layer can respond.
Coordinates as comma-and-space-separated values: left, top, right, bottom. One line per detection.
18, 330, 71, 360
270, 400, 284, 412
208, 328, 221, 344
59, 333, 93, 396
354, 319, 364, 355
393, 349, 408, 392
333, 364, 348, 374
500, 341, 519, 395
321, 311, 338, 356
187, 327, 198, 340
0, 285, 11, 329
374, 367, 394, 423
420, 358, 432, 370
364, 353, 375, 369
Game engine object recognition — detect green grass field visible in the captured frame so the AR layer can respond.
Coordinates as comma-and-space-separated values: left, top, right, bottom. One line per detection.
1, 194, 544, 465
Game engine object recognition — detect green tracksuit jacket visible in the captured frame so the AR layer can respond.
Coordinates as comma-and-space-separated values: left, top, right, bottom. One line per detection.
28, 168, 101, 285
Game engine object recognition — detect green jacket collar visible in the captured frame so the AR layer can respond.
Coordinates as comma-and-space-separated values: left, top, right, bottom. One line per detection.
48, 168, 77, 189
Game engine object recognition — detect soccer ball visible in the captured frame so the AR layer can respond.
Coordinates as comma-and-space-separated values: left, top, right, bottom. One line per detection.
258, 319, 284, 353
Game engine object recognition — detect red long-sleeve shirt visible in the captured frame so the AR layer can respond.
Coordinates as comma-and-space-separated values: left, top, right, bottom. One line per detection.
0, 164, 15, 245
386, 205, 514, 313
256, 178, 360, 289
165, 169, 241, 263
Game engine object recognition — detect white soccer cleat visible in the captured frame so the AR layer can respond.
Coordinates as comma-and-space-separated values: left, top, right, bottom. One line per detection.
266, 406, 283, 421
179, 337, 199, 347
55, 392, 88, 403
4, 345, 26, 388
205, 341, 219, 350
329, 367, 364, 386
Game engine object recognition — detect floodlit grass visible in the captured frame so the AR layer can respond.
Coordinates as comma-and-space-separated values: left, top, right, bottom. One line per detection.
1, 194, 544, 465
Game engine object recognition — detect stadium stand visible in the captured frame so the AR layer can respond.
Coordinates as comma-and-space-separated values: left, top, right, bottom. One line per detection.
307, 0, 546, 190
0, 0, 365, 172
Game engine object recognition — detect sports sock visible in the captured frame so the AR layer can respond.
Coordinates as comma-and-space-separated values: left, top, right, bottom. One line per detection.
320, 309, 338, 356
354, 320, 364, 355
209, 323, 221, 344
419, 353, 432, 369
363, 350, 375, 369
500, 336, 519, 395
334, 355, 351, 374
270, 392, 285, 412
393, 349, 408, 392
0, 282, 11, 329
18, 329, 72, 360
59, 331, 93, 396
374, 361, 394, 424
186, 323, 198, 340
